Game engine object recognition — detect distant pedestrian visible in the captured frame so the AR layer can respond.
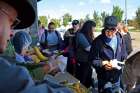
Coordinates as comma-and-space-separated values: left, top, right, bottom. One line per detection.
117, 22, 133, 55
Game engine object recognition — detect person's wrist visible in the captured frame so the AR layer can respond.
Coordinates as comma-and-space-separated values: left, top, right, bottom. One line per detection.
43, 64, 51, 74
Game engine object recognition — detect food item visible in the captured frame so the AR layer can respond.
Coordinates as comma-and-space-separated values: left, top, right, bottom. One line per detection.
72, 82, 81, 93
59, 80, 69, 85
31, 55, 40, 63
33, 47, 48, 61
53, 50, 64, 56
65, 81, 88, 93
56, 50, 64, 56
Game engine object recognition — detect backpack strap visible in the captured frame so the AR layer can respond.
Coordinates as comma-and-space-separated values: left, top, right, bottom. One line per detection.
55, 31, 60, 41
45, 30, 60, 42
44, 29, 48, 42
55, 31, 64, 50
44, 30, 63, 50
40, 29, 48, 49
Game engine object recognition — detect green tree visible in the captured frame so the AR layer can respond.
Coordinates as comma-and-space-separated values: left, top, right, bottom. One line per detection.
101, 11, 109, 23
84, 14, 90, 21
62, 13, 72, 27
50, 18, 61, 28
79, 18, 85, 28
79, 18, 85, 23
93, 11, 101, 26
128, 19, 137, 27
112, 6, 124, 22
135, 7, 140, 29
39, 16, 48, 27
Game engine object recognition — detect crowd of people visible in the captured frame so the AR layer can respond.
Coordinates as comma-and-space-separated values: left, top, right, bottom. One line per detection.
0, 0, 137, 93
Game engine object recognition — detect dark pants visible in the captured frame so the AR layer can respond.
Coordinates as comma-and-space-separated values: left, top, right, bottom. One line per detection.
98, 79, 121, 93
75, 61, 92, 88
66, 57, 76, 76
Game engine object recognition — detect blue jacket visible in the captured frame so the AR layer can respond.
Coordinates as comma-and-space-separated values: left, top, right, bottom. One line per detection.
89, 32, 127, 83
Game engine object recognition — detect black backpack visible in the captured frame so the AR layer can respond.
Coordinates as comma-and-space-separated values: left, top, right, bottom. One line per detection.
40, 29, 63, 49
44, 29, 60, 42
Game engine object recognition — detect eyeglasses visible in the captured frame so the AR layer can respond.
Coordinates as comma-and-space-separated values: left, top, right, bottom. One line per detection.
11, 18, 20, 28
72, 23, 79, 26
0, 7, 20, 29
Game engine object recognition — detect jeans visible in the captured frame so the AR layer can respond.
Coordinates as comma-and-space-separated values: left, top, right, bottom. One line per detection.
98, 79, 122, 93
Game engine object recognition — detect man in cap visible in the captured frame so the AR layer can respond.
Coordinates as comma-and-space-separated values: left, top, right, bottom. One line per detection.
0, 0, 73, 93
63, 20, 80, 76
89, 16, 127, 93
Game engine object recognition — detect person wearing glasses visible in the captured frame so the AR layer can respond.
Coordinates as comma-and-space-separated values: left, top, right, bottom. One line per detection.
0, 0, 73, 93
89, 16, 127, 93
63, 20, 80, 76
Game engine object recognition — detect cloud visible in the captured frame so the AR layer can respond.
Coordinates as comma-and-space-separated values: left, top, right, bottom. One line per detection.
127, 8, 136, 19
59, 5, 64, 9
38, 9, 61, 19
38, 10, 48, 16
89, 0, 94, 4
78, 1, 85, 6
59, 5, 71, 13
60, 8, 70, 13
101, 0, 111, 4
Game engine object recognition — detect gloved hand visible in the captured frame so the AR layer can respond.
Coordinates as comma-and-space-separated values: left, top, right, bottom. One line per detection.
110, 59, 125, 70
102, 60, 109, 66
102, 61, 113, 70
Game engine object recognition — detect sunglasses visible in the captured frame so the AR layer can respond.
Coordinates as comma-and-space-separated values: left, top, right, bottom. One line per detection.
0, 7, 20, 29
72, 20, 79, 25
72, 23, 79, 25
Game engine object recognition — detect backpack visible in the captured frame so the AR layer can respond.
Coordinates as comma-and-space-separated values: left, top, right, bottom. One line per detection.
40, 29, 63, 49
44, 29, 60, 42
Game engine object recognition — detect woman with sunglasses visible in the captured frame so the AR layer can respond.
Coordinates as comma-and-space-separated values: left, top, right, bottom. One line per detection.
89, 16, 127, 93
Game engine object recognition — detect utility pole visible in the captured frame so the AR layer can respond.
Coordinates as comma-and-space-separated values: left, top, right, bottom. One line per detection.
125, 0, 128, 25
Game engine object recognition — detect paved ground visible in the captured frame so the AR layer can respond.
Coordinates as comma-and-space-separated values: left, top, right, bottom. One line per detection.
130, 32, 140, 49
